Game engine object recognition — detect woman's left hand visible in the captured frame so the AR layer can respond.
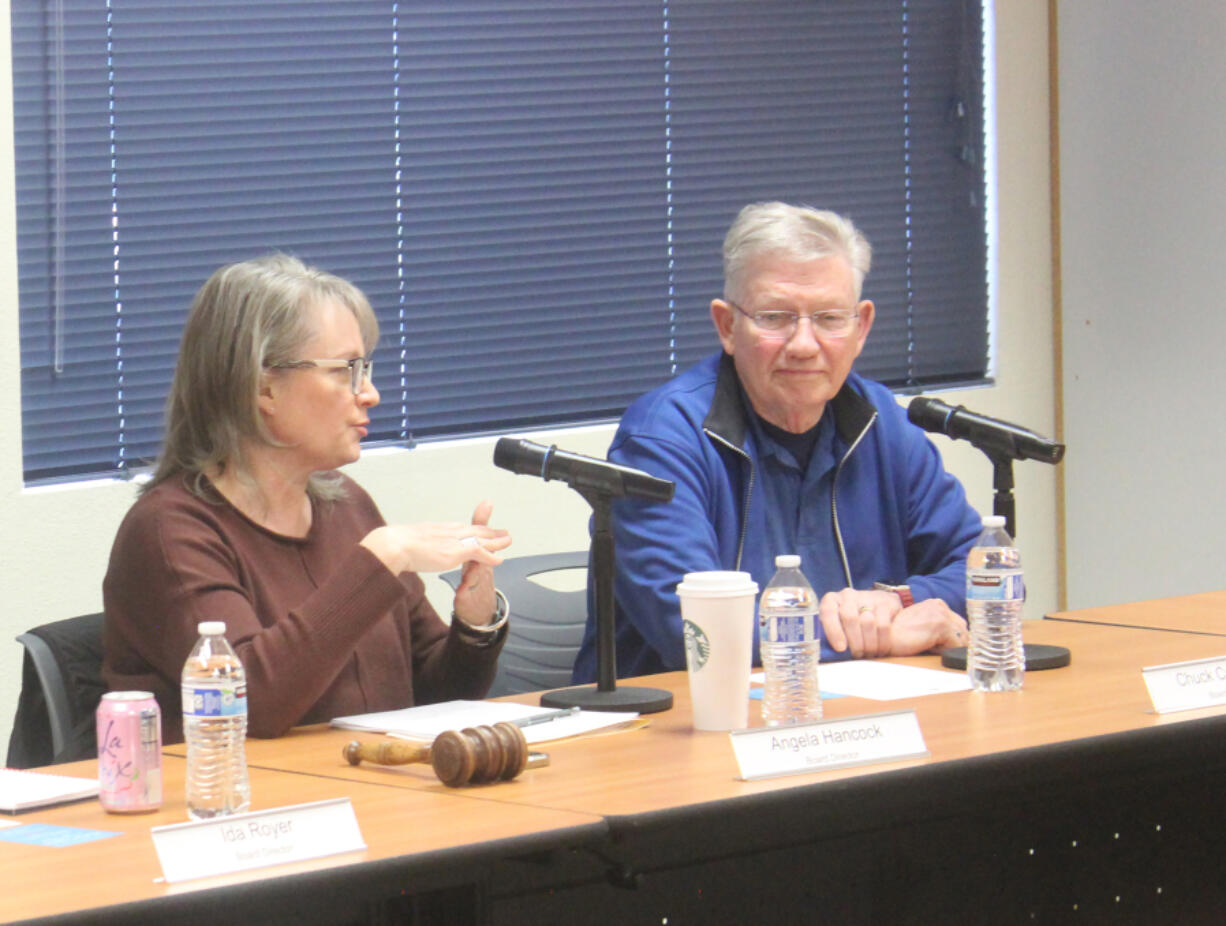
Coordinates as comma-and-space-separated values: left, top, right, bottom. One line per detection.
452, 500, 500, 627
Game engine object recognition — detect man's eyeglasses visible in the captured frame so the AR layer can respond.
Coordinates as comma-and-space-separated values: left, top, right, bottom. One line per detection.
271, 356, 375, 395
727, 300, 860, 340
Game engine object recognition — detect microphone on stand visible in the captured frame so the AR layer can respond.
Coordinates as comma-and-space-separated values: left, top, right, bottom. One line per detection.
491, 437, 675, 714
906, 398, 1071, 673
907, 397, 1064, 464
493, 438, 674, 502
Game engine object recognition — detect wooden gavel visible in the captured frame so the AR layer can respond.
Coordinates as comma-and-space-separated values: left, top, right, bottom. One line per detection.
343, 721, 545, 787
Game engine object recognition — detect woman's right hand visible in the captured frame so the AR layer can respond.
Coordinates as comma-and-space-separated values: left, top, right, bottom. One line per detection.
360, 519, 511, 575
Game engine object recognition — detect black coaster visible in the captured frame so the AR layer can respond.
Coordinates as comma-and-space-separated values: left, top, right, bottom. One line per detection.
941, 643, 1071, 671
540, 685, 673, 713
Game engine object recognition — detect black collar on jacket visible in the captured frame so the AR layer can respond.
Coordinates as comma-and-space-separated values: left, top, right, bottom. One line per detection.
703, 352, 877, 453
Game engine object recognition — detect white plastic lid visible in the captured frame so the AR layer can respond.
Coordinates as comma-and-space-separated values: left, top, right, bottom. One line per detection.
676, 571, 759, 598
982, 515, 1006, 528
774, 554, 801, 568
197, 621, 226, 635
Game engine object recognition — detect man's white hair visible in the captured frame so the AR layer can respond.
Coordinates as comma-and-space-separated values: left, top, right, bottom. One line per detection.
722, 202, 872, 302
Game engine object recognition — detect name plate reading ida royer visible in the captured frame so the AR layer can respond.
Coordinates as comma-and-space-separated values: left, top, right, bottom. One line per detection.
151, 798, 365, 883
728, 710, 928, 781
1142, 654, 1226, 714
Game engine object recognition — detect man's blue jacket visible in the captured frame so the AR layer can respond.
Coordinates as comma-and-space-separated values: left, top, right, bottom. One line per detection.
572, 353, 982, 683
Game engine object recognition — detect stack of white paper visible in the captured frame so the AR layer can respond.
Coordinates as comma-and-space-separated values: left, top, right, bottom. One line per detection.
0, 768, 99, 813
331, 700, 640, 745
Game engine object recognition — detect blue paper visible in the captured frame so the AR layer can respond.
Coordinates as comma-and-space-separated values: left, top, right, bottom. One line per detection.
750, 688, 845, 700
0, 823, 119, 848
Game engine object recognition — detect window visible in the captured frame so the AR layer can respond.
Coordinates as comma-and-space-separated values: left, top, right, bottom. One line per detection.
12, 0, 987, 483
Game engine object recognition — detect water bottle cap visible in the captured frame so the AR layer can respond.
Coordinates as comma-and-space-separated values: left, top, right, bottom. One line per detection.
982, 515, 1006, 528
197, 621, 226, 635
774, 554, 801, 568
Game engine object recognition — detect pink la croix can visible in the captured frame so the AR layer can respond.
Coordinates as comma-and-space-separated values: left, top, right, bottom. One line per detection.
97, 691, 162, 813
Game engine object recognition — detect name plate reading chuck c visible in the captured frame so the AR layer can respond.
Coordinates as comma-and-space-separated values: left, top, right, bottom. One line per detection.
1143, 654, 1226, 714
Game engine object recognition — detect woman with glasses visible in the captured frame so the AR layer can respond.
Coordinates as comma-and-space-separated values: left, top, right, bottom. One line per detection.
102, 255, 511, 742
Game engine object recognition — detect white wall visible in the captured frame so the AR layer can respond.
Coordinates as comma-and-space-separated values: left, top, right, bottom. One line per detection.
1057, 1, 1226, 608
0, 0, 1058, 749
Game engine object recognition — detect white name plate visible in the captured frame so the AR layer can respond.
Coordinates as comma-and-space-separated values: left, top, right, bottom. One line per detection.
729, 709, 928, 781
152, 798, 365, 883
1143, 654, 1226, 714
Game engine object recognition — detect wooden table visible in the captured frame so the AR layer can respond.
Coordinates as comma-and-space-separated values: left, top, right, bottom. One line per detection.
8, 615, 1226, 924
1046, 588, 1226, 636
0, 757, 604, 925
479, 620, 1226, 923
216, 620, 1226, 812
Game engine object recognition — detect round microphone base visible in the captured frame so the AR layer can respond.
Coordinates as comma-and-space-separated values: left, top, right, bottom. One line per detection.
540, 685, 673, 714
940, 643, 1071, 671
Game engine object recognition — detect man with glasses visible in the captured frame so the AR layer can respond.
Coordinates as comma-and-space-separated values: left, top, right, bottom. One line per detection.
573, 202, 980, 683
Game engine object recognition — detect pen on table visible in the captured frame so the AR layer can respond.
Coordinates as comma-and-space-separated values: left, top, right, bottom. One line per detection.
515, 706, 580, 728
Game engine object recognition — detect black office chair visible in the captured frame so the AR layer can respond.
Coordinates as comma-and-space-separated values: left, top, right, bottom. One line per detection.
6, 612, 107, 768
441, 551, 589, 697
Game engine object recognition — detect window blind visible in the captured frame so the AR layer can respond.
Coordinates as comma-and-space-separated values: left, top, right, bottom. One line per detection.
12, 0, 987, 484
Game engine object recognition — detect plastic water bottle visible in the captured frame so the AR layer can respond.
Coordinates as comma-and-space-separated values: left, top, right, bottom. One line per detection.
759, 554, 822, 725
182, 621, 250, 819
966, 515, 1025, 691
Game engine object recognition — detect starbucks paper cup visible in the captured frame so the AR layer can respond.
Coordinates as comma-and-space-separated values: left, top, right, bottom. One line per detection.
677, 571, 758, 731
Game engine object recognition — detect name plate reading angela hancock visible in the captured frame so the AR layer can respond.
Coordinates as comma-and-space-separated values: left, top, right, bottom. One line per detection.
1143, 654, 1226, 714
729, 710, 928, 781
151, 798, 365, 883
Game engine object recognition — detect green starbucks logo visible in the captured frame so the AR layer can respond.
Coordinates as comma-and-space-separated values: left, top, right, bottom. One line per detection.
683, 619, 711, 670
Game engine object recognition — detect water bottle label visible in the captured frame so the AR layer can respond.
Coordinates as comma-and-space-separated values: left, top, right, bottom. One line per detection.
182, 684, 248, 718
967, 573, 1025, 602
762, 614, 817, 643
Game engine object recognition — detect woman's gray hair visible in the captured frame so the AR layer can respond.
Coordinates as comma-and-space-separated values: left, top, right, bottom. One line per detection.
147, 254, 378, 498
722, 202, 873, 303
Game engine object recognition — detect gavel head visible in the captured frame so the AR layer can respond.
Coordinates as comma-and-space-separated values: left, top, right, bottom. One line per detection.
431, 721, 529, 787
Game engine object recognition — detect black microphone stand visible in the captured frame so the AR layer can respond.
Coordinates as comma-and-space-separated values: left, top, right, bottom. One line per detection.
540, 487, 673, 714
991, 454, 1017, 541
941, 445, 1071, 672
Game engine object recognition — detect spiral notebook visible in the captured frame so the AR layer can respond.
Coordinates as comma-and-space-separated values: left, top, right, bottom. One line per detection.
0, 768, 99, 813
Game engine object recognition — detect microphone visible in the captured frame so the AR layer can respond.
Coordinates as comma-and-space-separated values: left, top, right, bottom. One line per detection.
493, 438, 675, 502
907, 397, 1065, 464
